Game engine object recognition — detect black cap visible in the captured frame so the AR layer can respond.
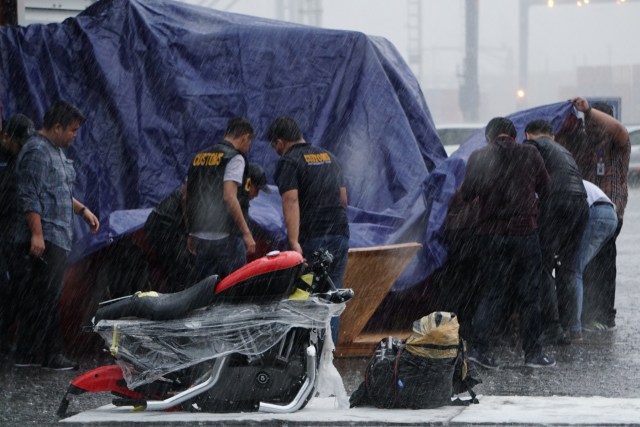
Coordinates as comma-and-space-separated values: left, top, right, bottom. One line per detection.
247, 163, 271, 193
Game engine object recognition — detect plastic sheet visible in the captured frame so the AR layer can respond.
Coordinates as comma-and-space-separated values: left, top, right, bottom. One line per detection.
316, 330, 350, 409
94, 297, 345, 388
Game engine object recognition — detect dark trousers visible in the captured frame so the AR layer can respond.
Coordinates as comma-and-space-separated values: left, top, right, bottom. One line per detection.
13, 242, 68, 359
0, 240, 18, 350
441, 228, 482, 341
301, 234, 350, 342
538, 195, 589, 331
583, 219, 623, 325
301, 234, 350, 290
471, 233, 543, 357
192, 235, 246, 282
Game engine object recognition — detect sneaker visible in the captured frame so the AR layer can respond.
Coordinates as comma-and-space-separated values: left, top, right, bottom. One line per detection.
525, 352, 556, 368
583, 321, 615, 332
43, 354, 79, 371
467, 348, 499, 370
14, 355, 42, 368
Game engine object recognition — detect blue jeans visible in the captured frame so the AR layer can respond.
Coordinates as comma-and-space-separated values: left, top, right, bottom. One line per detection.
192, 235, 246, 282
572, 203, 618, 333
301, 234, 350, 342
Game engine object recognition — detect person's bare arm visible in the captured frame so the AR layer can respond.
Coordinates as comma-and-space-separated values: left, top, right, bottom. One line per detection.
72, 198, 100, 233
26, 211, 45, 257
573, 96, 629, 147
281, 189, 302, 254
340, 187, 348, 209
223, 180, 255, 255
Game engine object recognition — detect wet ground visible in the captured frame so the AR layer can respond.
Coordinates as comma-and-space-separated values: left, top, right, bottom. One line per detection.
1, 187, 638, 425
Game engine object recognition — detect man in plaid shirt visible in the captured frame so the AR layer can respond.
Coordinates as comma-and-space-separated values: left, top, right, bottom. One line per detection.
562, 97, 630, 332
12, 101, 100, 371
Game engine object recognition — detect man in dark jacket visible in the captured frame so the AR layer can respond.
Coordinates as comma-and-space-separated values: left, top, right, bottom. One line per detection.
0, 114, 34, 352
524, 119, 589, 344
460, 117, 554, 369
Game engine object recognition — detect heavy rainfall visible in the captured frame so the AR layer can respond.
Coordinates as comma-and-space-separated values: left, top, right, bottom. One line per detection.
1, 0, 639, 425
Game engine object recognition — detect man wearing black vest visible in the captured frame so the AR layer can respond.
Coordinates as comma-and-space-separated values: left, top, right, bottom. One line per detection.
186, 117, 256, 281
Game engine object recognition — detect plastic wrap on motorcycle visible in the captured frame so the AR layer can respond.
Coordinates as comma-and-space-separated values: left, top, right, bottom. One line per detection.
95, 298, 345, 389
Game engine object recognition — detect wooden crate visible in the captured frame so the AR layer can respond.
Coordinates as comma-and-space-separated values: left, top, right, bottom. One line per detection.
336, 242, 421, 357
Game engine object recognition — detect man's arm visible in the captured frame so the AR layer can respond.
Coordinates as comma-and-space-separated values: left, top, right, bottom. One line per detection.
532, 151, 551, 200
72, 197, 100, 234
223, 180, 256, 255
17, 145, 46, 256
587, 108, 629, 148
574, 96, 629, 147
459, 152, 482, 202
25, 211, 45, 257
340, 187, 348, 209
281, 189, 302, 254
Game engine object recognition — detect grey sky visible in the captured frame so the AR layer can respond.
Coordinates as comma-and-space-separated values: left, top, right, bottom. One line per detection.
179, 0, 640, 123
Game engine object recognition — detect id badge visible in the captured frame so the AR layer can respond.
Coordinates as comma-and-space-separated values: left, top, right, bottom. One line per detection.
597, 162, 605, 176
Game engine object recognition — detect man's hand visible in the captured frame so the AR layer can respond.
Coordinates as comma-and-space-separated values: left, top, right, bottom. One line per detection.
30, 233, 45, 257
81, 209, 100, 234
187, 235, 198, 256
571, 96, 590, 113
243, 232, 256, 256
289, 241, 303, 255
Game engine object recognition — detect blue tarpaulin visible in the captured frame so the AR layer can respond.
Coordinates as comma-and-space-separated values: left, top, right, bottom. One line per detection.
0, 0, 574, 291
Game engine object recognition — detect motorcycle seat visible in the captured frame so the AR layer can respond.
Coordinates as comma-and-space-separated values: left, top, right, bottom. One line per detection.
94, 274, 219, 322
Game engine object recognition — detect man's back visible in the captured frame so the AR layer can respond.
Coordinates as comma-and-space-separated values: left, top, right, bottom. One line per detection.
460, 137, 550, 235
275, 143, 348, 241
525, 136, 585, 199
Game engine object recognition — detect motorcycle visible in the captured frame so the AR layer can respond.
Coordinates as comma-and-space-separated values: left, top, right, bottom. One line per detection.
58, 249, 353, 416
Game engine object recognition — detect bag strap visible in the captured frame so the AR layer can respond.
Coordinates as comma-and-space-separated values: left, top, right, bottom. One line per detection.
392, 345, 404, 408
456, 339, 479, 404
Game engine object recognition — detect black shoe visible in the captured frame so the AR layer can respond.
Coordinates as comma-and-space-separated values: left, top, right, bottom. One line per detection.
14, 355, 42, 368
43, 354, 79, 371
468, 348, 499, 370
525, 352, 556, 368
539, 325, 571, 346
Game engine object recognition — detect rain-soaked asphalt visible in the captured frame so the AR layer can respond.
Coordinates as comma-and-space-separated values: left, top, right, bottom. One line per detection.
1, 187, 638, 426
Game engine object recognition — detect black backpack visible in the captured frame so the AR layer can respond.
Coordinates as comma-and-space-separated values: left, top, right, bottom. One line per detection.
350, 312, 481, 409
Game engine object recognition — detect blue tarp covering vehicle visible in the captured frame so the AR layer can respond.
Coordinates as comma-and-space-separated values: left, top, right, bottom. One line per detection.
0, 0, 574, 292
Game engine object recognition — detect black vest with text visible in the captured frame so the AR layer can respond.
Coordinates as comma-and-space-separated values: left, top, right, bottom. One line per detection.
187, 140, 248, 236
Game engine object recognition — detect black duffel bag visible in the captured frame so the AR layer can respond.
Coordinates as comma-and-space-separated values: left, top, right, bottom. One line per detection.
350, 311, 480, 409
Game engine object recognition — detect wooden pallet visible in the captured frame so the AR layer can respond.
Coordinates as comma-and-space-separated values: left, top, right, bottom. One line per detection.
336, 242, 421, 357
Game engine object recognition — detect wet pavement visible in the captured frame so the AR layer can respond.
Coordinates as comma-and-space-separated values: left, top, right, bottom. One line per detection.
1, 187, 638, 425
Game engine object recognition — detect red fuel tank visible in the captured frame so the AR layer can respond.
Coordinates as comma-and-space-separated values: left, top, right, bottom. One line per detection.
215, 251, 305, 301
